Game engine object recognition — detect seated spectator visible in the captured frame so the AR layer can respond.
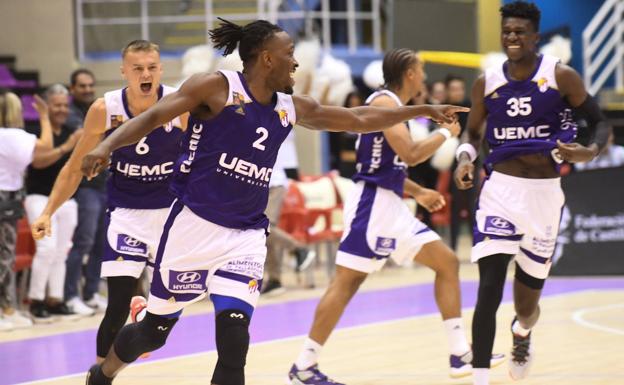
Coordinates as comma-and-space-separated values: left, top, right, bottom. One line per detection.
427, 80, 446, 105
575, 132, 624, 171
0, 89, 54, 330
64, 69, 107, 315
23, 84, 82, 323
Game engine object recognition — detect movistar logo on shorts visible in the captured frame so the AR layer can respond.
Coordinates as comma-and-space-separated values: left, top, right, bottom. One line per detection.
116, 234, 147, 254
217, 152, 272, 186
493, 125, 550, 140
169, 269, 208, 291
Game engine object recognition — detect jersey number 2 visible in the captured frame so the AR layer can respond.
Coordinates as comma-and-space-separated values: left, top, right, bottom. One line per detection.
253, 127, 269, 151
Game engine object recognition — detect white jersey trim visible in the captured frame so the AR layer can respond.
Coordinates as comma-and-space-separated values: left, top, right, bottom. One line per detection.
104, 85, 182, 130
365, 89, 403, 107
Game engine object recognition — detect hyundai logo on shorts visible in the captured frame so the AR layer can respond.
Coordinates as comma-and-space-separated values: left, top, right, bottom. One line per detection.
169, 269, 208, 292
490, 217, 510, 228
116, 234, 147, 254
375, 237, 396, 253
484, 216, 515, 236
176, 272, 201, 283
124, 237, 141, 247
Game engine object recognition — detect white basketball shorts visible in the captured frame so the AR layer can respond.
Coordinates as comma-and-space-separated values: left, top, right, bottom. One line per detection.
336, 181, 440, 273
102, 206, 170, 279
147, 200, 266, 316
472, 171, 565, 279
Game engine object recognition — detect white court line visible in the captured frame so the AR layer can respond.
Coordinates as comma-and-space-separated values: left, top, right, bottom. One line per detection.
572, 302, 624, 336
12, 288, 603, 385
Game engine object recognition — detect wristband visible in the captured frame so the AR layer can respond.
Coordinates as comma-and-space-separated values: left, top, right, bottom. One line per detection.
436, 128, 452, 140
455, 143, 477, 162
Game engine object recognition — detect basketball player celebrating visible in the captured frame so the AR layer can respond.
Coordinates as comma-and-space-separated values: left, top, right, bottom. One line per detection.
288, 49, 504, 385
81, 19, 468, 385
453, 2, 611, 385
31, 40, 188, 363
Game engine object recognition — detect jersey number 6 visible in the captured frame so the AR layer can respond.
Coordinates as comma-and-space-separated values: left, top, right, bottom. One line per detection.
135, 137, 149, 155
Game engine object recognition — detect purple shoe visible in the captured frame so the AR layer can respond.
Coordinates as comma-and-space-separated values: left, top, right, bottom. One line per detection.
288, 364, 345, 385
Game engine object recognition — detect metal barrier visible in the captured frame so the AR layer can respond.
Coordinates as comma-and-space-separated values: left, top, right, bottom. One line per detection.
75, 0, 383, 61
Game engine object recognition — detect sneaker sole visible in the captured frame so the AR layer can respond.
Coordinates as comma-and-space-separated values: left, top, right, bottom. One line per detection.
509, 351, 533, 380
449, 354, 507, 379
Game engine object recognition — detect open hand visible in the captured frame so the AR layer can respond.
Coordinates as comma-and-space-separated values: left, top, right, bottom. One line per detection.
31, 94, 48, 117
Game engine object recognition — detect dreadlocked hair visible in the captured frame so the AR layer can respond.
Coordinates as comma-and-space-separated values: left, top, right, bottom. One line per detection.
209, 18, 283, 63
382, 48, 418, 89
500, 1, 541, 32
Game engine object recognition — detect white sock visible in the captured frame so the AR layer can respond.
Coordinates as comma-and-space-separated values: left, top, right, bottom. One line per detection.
295, 338, 323, 370
443, 318, 471, 355
473, 368, 489, 385
512, 319, 531, 337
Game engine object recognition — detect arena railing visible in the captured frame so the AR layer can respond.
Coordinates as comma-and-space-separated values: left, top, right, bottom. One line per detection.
582, 0, 624, 95
75, 0, 383, 61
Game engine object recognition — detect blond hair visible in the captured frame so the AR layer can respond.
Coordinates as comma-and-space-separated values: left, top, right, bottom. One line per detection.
121, 40, 160, 58
0, 90, 24, 129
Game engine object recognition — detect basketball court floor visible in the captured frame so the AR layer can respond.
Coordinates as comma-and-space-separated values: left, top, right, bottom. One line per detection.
2, 262, 623, 385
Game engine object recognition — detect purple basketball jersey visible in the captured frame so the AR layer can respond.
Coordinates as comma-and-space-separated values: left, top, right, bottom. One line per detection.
170, 70, 295, 230
104, 85, 185, 209
483, 54, 577, 171
352, 90, 407, 196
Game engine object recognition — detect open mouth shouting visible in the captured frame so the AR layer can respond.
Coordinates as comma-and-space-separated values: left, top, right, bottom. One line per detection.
140, 81, 153, 94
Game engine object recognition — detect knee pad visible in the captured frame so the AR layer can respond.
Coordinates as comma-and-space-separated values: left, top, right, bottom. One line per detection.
114, 312, 178, 363
211, 309, 250, 385
514, 262, 545, 290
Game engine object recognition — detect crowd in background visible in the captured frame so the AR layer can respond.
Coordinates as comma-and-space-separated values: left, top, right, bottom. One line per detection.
1, 55, 623, 331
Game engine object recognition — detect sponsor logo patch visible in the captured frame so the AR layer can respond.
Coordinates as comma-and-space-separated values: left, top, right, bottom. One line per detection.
168, 270, 208, 292
484, 216, 515, 236
375, 237, 397, 254
116, 234, 147, 254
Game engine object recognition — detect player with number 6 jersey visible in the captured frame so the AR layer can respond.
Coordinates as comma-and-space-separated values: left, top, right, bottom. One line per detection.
30, 40, 188, 364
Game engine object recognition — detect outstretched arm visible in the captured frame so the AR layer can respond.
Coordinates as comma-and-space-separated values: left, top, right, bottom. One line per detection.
293, 95, 469, 133
31, 99, 106, 239
556, 64, 612, 163
454, 75, 487, 190
372, 94, 461, 166
81, 72, 227, 178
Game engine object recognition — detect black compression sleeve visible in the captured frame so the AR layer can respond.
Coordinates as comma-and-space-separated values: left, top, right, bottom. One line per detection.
573, 95, 612, 152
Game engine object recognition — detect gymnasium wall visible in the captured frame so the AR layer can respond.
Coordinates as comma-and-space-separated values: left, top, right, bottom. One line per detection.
391, 0, 480, 85
0, 0, 76, 85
